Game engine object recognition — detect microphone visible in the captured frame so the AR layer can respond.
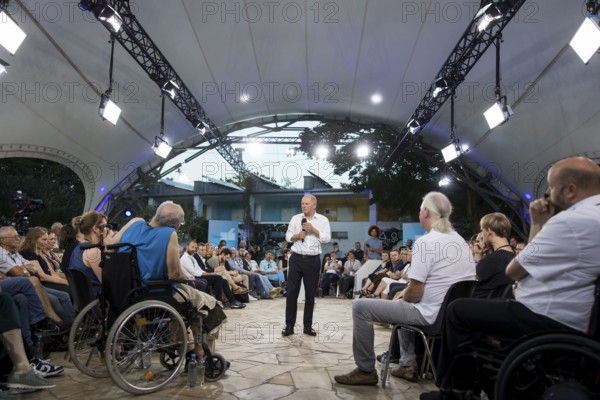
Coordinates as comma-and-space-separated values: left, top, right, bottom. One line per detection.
301, 217, 307, 243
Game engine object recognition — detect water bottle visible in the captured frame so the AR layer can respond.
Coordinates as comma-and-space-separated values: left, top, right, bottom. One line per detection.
34, 334, 44, 360
142, 351, 152, 368
187, 353, 198, 387
380, 351, 390, 383
197, 355, 206, 387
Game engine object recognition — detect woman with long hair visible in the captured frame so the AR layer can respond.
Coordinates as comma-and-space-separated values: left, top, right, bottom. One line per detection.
19, 227, 70, 292
68, 212, 111, 297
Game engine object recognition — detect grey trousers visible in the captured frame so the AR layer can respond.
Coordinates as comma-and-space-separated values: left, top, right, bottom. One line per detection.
352, 298, 428, 372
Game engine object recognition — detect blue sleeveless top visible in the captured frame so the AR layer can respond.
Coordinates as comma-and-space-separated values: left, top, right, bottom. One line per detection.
69, 242, 102, 297
119, 221, 174, 281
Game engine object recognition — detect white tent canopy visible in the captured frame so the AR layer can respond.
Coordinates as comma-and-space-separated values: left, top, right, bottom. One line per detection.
1, 0, 598, 211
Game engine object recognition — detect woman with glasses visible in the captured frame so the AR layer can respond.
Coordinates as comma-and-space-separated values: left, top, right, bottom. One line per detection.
69, 212, 110, 297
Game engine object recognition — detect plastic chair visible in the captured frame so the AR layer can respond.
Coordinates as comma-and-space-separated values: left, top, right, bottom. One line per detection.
381, 280, 478, 387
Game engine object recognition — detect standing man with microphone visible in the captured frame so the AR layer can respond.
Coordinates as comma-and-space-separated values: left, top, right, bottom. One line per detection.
282, 194, 331, 337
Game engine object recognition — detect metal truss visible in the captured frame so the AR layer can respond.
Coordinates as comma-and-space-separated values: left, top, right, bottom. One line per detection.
87, 0, 245, 173
379, 0, 527, 169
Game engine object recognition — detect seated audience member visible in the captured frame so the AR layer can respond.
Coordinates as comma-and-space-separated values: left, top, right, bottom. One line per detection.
69, 212, 111, 298
355, 250, 392, 296
195, 243, 247, 297
0, 226, 75, 324
225, 248, 250, 292
260, 251, 286, 286
372, 249, 406, 299
58, 217, 83, 270
42, 231, 62, 273
319, 251, 342, 297
277, 249, 290, 282
471, 212, 515, 299
0, 274, 66, 375
422, 157, 600, 400
332, 242, 346, 263
19, 227, 70, 293
230, 247, 280, 299
338, 250, 361, 298
0, 292, 59, 393
471, 231, 490, 263
111, 201, 228, 353
352, 242, 364, 263
386, 250, 412, 300
180, 241, 245, 309
334, 192, 475, 386
514, 240, 526, 255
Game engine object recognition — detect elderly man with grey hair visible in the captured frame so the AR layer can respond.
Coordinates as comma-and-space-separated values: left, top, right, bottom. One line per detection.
112, 201, 227, 353
334, 192, 475, 386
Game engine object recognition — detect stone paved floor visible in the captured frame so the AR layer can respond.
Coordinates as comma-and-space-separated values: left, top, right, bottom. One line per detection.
24, 296, 436, 399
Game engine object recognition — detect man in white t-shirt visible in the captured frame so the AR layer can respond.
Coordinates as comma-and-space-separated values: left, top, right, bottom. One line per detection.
423, 156, 600, 400
334, 192, 475, 386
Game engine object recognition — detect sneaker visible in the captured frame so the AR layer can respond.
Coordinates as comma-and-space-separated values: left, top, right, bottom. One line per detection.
248, 294, 258, 301
334, 368, 378, 385
376, 352, 400, 364
391, 365, 418, 382
29, 358, 64, 378
6, 370, 56, 390
269, 287, 281, 299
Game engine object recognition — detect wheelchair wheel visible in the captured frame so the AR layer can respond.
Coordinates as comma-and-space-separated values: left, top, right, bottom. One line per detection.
495, 333, 600, 400
68, 299, 108, 378
204, 352, 227, 382
105, 300, 187, 395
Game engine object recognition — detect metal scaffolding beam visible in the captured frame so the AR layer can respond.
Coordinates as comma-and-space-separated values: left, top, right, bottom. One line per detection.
379, 0, 527, 168
85, 0, 246, 173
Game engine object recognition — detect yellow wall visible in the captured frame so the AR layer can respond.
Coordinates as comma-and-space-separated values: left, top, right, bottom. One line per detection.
317, 196, 370, 222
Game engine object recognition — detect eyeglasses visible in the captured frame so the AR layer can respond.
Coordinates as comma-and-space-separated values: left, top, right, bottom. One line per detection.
97, 224, 113, 230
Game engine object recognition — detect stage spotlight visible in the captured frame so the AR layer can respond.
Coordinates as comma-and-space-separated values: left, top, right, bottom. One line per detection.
316, 145, 329, 160
98, 93, 121, 125
570, 14, 600, 64
0, 9, 26, 54
484, 100, 513, 129
438, 177, 451, 187
356, 144, 370, 158
432, 77, 454, 98
407, 118, 423, 134
154, 136, 172, 159
441, 142, 461, 163
156, 77, 179, 100
475, 2, 512, 33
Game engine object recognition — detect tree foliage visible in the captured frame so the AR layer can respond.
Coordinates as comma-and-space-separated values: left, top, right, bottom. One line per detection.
0, 158, 85, 229
298, 123, 445, 220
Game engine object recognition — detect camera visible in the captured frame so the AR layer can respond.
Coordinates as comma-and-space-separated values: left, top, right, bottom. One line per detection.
4, 190, 45, 234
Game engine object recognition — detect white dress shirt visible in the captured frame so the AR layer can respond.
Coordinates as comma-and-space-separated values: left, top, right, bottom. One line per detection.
180, 253, 203, 277
286, 212, 331, 255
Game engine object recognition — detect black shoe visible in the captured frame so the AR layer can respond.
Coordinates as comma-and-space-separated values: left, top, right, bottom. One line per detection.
419, 391, 443, 400
33, 318, 62, 334
229, 302, 245, 309
376, 353, 400, 364
281, 326, 294, 336
303, 327, 317, 336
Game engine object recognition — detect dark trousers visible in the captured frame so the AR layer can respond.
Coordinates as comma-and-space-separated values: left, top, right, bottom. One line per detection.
338, 275, 355, 296
285, 253, 320, 329
320, 273, 340, 295
437, 298, 575, 389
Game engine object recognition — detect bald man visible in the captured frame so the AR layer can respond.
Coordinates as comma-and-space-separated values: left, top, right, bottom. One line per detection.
422, 157, 600, 400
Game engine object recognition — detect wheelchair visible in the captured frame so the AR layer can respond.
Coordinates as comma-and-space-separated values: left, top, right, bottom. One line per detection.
68, 242, 228, 394
441, 279, 600, 400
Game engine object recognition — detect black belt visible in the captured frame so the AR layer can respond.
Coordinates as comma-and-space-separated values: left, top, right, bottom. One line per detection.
293, 252, 320, 259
